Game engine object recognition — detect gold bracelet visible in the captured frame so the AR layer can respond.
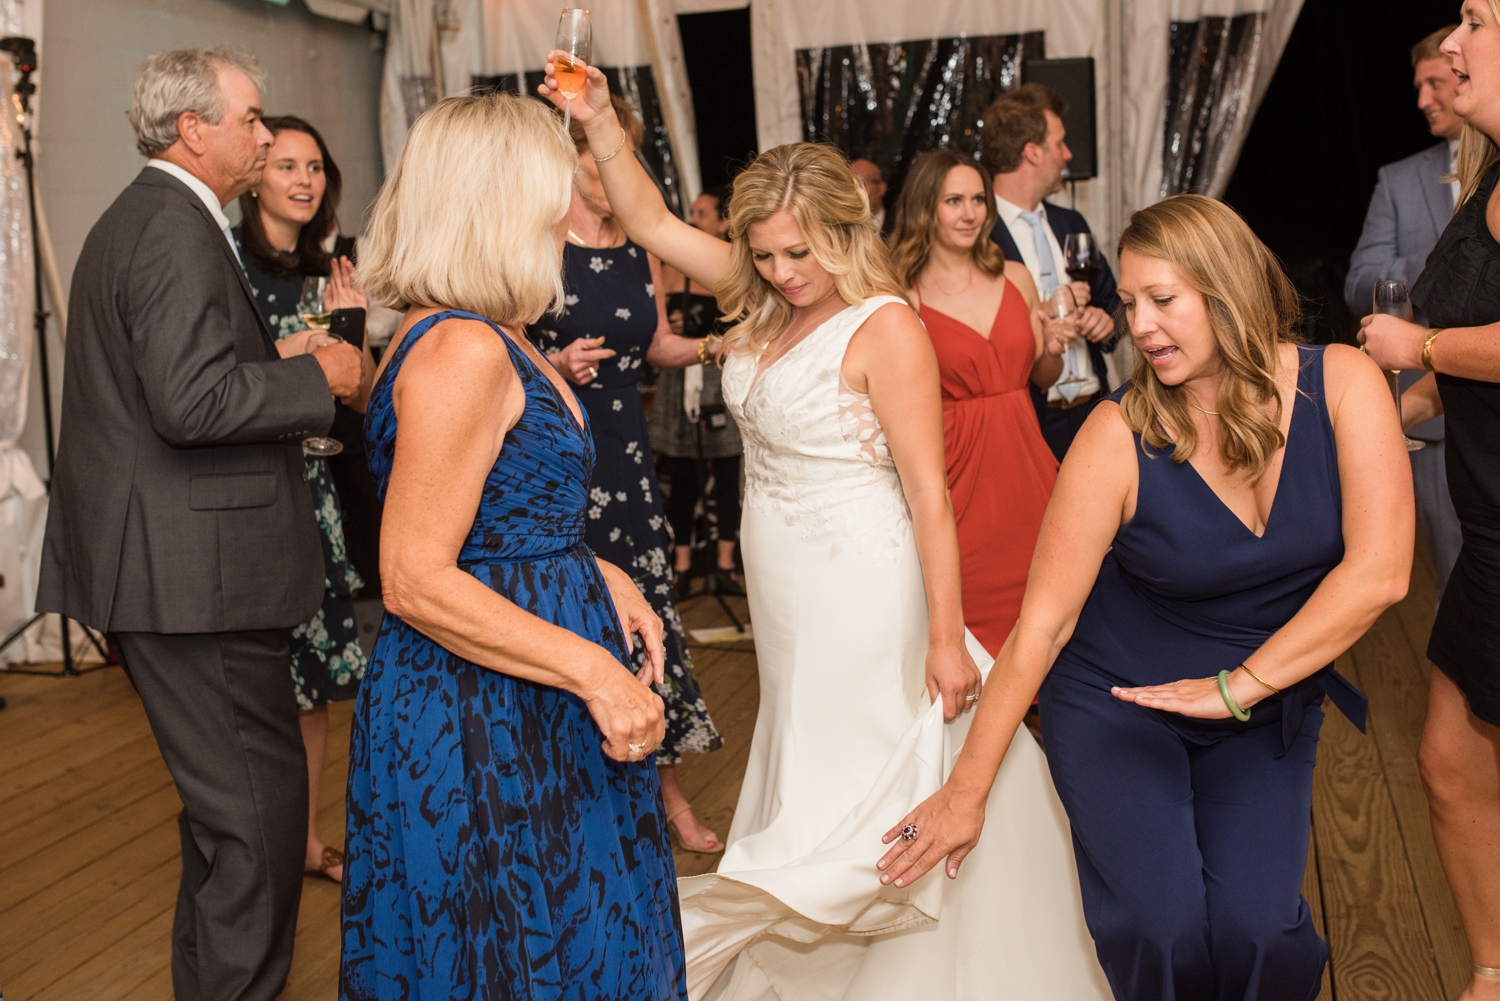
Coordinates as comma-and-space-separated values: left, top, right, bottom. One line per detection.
591, 126, 627, 163
1239, 663, 1280, 694
696, 336, 713, 365
1422, 327, 1444, 373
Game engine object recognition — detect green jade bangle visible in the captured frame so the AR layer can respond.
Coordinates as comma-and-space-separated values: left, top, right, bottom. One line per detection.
1217, 669, 1252, 722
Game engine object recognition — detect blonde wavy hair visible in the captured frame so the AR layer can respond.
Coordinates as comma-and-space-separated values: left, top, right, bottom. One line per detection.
1455, 3, 1500, 207
1118, 195, 1303, 481
360, 93, 575, 327
718, 143, 905, 355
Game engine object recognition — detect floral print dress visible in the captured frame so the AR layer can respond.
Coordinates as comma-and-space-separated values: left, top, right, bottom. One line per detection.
238, 237, 366, 710
528, 239, 722, 763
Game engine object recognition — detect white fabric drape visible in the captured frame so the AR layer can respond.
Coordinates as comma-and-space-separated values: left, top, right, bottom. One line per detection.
379, 0, 700, 202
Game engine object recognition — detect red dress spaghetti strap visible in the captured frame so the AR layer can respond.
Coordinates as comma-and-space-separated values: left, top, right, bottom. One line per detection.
919, 279, 1059, 655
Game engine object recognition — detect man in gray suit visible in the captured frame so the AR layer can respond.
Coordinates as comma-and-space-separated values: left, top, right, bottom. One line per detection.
37, 47, 361, 1001
1345, 25, 1464, 595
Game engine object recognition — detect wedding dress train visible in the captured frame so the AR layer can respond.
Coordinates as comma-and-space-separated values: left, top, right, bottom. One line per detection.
685, 296, 1110, 1000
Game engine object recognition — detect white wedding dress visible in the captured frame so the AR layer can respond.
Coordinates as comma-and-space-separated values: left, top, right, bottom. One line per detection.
680, 296, 1111, 1000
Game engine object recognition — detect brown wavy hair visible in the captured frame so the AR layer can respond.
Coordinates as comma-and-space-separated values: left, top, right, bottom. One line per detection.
717, 143, 905, 356
1117, 195, 1302, 480
888, 149, 1005, 287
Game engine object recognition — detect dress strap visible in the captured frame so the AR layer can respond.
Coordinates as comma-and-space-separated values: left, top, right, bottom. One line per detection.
375, 309, 545, 396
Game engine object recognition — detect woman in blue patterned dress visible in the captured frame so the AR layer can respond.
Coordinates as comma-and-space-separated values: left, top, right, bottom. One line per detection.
529, 99, 724, 854
342, 94, 687, 999
235, 116, 376, 883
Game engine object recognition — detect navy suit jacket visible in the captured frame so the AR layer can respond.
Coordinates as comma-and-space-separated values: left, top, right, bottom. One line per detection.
990, 201, 1121, 388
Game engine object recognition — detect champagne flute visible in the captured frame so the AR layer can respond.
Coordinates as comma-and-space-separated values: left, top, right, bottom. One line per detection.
298, 276, 332, 330
1048, 286, 1087, 395
302, 332, 345, 457
1372, 279, 1425, 453
1063, 233, 1100, 285
554, 8, 593, 130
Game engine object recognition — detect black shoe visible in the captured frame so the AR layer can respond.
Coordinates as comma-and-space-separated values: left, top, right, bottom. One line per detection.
673, 573, 695, 602
708, 568, 742, 596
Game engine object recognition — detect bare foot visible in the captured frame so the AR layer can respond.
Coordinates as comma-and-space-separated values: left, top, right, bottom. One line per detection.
1460, 971, 1500, 1001
666, 804, 723, 854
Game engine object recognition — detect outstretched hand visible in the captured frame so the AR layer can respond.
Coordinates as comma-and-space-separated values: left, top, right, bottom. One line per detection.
537, 50, 614, 125
876, 785, 986, 887
1112, 669, 1268, 719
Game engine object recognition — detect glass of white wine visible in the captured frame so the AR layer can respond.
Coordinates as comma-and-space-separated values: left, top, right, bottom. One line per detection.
1372, 279, 1425, 453
554, 8, 593, 130
302, 331, 345, 457
299, 276, 332, 331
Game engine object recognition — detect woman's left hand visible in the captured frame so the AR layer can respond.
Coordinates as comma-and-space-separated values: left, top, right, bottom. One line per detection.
877, 785, 987, 887
1359, 313, 1425, 371
326, 255, 367, 311
597, 560, 665, 685
1111, 670, 1267, 719
926, 641, 983, 721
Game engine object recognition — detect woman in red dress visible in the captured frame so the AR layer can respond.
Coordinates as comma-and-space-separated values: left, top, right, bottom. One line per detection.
890, 150, 1072, 655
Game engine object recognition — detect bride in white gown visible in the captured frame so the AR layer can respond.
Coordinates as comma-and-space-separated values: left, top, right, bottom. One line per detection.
542, 64, 1110, 1001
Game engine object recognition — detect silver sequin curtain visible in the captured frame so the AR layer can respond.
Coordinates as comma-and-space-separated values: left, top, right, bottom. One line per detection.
0, 0, 32, 452
1160, 13, 1266, 199
795, 32, 1045, 202
472, 67, 685, 216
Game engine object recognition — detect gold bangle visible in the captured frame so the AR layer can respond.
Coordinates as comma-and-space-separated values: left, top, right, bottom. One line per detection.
696, 336, 712, 365
591, 126, 627, 163
1239, 663, 1280, 694
1422, 327, 1444, 373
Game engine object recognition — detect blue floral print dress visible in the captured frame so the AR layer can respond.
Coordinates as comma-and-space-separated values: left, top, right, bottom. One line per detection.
528, 239, 721, 764
238, 239, 366, 709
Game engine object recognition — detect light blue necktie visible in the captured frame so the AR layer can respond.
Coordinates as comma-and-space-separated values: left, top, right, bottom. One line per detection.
222, 224, 245, 270
1018, 209, 1058, 296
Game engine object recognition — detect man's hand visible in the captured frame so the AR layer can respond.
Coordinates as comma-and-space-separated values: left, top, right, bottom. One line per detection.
313, 341, 362, 400
1067, 280, 1092, 308
1079, 305, 1115, 343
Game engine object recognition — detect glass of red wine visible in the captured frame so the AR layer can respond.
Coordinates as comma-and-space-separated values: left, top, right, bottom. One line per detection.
1063, 232, 1100, 285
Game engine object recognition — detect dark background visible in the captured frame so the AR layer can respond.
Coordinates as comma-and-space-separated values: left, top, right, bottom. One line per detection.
1224, 0, 1462, 343
678, 0, 1463, 343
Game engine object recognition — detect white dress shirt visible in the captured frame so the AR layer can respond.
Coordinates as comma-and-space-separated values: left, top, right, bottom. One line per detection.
995, 193, 1100, 399
147, 159, 243, 266
1448, 137, 1461, 208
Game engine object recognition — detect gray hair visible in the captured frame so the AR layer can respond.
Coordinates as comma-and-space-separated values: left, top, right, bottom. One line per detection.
127, 46, 265, 157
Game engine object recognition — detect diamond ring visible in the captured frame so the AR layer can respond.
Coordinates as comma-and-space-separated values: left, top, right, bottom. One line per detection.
628, 742, 648, 755
900, 824, 918, 842
965, 694, 980, 702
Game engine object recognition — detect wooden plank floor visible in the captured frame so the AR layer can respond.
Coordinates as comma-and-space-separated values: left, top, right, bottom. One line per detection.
0, 553, 1468, 1000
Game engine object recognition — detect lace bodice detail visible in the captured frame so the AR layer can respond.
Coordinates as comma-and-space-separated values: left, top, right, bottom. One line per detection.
721, 296, 913, 560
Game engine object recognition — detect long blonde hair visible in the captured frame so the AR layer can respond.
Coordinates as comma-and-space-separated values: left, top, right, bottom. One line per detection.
888, 149, 1006, 287
1456, 3, 1500, 206
360, 93, 575, 327
717, 143, 905, 355
1118, 195, 1302, 480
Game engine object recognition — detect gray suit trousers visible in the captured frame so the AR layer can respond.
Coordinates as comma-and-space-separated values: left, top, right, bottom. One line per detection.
111, 630, 307, 1001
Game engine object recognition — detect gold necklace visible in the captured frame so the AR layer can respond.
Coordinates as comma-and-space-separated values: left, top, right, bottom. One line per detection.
1190, 402, 1219, 416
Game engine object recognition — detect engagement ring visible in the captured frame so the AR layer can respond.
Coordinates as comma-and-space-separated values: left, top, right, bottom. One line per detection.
900, 824, 918, 842
628, 742, 648, 754
965, 694, 980, 702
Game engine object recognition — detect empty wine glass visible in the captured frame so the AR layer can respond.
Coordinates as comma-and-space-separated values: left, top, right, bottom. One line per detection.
302, 332, 345, 457
1372, 279, 1425, 453
1048, 286, 1086, 394
554, 8, 593, 130
298, 276, 332, 331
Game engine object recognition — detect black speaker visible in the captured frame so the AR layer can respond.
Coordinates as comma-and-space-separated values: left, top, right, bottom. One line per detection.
1022, 57, 1097, 181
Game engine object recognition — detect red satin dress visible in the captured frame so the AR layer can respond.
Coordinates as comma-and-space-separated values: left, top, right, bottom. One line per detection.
919, 279, 1059, 656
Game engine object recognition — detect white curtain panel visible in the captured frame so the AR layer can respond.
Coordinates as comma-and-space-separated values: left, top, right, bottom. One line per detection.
379, 0, 700, 201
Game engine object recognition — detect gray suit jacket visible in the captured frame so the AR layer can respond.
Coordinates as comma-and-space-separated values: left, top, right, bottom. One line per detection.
1345, 140, 1452, 440
37, 168, 335, 634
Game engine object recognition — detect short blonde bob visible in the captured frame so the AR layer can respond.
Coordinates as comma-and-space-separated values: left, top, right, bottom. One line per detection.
718, 143, 905, 355
360, 93, 575, 327
1118, 194, 1302, 481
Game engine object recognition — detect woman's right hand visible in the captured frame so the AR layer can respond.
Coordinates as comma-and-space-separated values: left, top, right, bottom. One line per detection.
550, 336, 616, 385
582, 651, 667, 763
1037, 309, 1075, 357
538, 50, 614, 126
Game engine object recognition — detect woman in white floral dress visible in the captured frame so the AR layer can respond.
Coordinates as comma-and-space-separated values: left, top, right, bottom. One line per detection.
528, 99, 725, 853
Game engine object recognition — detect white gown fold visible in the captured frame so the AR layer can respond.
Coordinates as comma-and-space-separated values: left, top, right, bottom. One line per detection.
689, 297, 1110, 1000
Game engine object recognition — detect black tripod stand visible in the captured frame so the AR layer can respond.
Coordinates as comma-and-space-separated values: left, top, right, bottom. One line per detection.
674, 408, 746, 633
0, 36, 110, 683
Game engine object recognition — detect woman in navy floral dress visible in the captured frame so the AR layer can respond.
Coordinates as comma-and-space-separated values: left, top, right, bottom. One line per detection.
342, 95, 685, 999
529, 99, 724, 854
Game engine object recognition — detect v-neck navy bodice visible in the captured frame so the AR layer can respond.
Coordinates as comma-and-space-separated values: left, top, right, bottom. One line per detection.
1051, 344, 1366, 748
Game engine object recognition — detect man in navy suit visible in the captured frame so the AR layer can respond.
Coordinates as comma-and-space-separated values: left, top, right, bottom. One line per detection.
1344, 25, 1463, 595
981, 84, 1121, 460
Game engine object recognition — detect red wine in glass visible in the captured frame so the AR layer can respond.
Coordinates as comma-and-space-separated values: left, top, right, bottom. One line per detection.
1063, 232, 1098, 285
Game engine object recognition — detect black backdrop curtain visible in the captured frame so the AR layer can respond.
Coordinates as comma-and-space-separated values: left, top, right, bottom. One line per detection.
1162, 13, 1266, 198
795, 32, 1046, 207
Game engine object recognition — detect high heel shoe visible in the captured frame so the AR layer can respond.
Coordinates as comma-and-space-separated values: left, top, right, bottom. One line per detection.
666, 804, 724, 854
